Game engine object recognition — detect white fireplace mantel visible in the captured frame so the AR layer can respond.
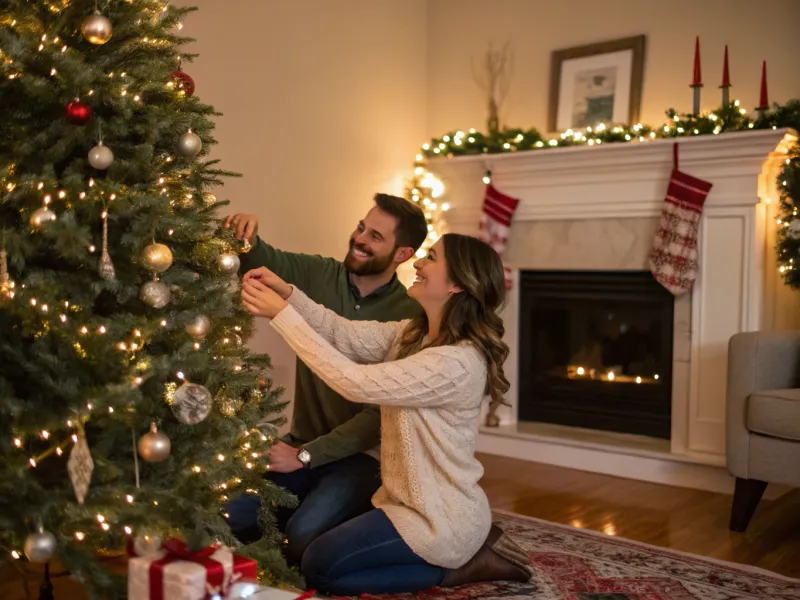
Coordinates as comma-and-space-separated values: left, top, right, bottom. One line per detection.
427, 128, 799, 493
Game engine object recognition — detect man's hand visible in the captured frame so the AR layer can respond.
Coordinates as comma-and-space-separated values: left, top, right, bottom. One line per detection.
243, 267, 293, 300
267, 441, 303, 473
241, 277, 288, 319
224, 213, 259, 245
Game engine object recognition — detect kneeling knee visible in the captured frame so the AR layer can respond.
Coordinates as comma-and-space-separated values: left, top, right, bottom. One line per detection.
300, 542, 333, 591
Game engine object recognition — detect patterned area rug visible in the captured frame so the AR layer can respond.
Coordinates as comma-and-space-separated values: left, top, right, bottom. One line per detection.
341, 510, 800, 600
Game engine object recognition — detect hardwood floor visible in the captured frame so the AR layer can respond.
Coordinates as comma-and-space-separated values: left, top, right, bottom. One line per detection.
477, 452, 800, 579
3, 455, 798, 599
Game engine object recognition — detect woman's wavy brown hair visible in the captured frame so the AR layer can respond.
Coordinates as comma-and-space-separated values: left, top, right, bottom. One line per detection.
395, 233, 510, 412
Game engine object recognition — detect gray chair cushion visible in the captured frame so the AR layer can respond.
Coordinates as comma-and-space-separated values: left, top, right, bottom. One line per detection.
747, 389, 800, 441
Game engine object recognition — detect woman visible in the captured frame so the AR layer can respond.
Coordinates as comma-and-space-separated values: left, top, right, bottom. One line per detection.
241, 233, 530, 595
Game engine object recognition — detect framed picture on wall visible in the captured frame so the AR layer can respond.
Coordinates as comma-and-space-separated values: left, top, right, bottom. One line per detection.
548, 35, 645, 133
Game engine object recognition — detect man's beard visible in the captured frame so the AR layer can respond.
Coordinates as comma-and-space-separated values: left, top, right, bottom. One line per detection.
344, 240, 394, 276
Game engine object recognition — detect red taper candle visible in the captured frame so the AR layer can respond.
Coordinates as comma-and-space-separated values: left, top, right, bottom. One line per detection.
721, 45, 731, 87
691, 37, 702, 87
757, 60, 768, 110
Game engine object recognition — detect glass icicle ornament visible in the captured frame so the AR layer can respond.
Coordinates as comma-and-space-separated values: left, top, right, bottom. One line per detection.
98, 215, 115, 280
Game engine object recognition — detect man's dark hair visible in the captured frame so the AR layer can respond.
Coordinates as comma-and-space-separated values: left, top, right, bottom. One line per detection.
373, 193, 428, 252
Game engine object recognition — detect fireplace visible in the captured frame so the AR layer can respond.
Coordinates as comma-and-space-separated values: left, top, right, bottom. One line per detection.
518, 270, 674, 439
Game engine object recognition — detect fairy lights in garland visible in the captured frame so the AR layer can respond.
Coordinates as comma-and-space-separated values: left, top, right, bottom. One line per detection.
409, 99, 800, 287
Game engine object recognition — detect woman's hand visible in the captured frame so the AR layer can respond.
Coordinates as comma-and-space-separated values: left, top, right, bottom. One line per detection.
242, 267, 292, 300
241, 277, 288, 319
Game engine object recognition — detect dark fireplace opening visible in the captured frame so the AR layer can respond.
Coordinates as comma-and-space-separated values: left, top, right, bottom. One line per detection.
518, 271, 674, 439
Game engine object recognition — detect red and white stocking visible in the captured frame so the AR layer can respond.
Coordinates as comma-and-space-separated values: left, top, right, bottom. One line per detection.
648, 143, 713, 295
478, 183, 520, 290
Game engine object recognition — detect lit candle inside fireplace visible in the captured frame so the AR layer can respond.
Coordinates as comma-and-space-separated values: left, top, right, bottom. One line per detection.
636, 376, 642, 384
607, 372, 615, 381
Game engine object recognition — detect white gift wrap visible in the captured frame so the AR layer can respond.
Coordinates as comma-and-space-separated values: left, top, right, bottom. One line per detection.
248, 588, 310, 600
128, 546, 239, 600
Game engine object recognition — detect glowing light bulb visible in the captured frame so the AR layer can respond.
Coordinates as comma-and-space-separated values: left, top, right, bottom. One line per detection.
577, 367, 585, 376
124, 526, 132, 535
192, 465, 201, 473
11, 551, 20, 559
607, 372, 615, 381
636, 376, 642, 384
654, 374, 660, 380
126, 494, 134, 503
13, 438, 21, 448
217, 454, 225, 461
75, 532, 85, 541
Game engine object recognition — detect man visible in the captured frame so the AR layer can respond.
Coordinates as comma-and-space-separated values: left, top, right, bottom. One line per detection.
223, 193, 427, 565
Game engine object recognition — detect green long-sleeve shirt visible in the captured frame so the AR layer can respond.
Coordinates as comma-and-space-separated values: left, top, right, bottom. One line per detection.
240, 238, 421, 468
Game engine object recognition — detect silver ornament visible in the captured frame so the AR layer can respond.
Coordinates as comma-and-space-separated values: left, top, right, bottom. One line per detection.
30, 207, 56, 228
141, 243, 173, 273
171, 382, 212, 424
137, 423, 171, 462
216, 252, 240, 275
133, 532, 163, 557
140, 281, 171, 308
185, 315, 211, 339
176, 130, 202, 157
24, 529, 57, 563
81, 12, 112, 45
88, 141, 114, 170
99, 216, 115, 281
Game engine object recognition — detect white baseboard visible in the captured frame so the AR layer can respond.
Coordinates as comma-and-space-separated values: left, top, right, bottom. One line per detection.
478, 427, 789, 500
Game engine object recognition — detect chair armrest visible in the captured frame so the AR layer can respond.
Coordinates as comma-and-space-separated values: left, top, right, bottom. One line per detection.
726, 330, 800, 476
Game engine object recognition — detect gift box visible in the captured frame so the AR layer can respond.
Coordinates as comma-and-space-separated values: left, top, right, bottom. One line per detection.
127, 538, 258, 600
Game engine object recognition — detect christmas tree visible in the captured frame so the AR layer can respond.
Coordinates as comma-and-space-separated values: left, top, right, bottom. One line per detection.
0, 1, 295, 597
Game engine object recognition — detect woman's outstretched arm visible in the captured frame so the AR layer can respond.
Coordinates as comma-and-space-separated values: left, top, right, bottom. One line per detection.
271, 306, 483, 408
285, 287, 407, 364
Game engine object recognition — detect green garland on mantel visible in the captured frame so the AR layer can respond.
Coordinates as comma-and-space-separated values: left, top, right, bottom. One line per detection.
416, 100, 800, 289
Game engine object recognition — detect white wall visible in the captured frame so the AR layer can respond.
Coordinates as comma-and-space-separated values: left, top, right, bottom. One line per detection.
426, 0, 800, 136
177, 0, 428, 416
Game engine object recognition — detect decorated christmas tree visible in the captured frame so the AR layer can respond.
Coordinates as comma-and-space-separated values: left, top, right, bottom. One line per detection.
0, 1, 294, 597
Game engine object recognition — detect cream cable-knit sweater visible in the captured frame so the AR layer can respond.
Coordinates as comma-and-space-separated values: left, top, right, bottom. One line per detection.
269, 288, 491, 569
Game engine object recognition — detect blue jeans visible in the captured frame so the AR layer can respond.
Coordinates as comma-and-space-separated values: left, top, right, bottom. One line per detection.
302, 509, 445, 596
225, 452, 380, 565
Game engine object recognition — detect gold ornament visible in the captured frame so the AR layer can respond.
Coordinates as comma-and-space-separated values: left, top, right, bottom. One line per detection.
141, 243, 173, 273
81, 12, 113, 45
137, 423, 171, 462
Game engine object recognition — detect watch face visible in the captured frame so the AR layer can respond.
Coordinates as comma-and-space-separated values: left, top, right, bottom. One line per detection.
298, 449, 311, 464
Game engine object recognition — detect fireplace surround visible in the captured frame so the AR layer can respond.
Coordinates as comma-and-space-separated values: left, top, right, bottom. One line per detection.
427, 128, 800, 492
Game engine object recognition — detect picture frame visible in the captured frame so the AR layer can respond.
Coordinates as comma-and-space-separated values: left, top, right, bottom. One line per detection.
548, 35, 645, 133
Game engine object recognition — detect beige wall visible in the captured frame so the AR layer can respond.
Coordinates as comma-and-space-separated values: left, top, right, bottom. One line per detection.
426, 0, 800, 136
177, 0, 427, 412
178, 0, 799, 422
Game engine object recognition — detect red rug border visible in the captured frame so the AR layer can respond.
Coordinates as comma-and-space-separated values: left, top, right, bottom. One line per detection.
493, 508, 800, 584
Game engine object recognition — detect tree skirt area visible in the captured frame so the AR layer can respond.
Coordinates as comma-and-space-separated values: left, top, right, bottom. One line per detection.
331, 509, 800, 600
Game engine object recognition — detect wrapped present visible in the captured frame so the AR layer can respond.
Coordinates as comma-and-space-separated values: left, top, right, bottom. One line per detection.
128, 538, 258, 600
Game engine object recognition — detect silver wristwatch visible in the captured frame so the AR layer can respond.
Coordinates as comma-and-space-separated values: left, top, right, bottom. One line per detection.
296, 447, 311, 469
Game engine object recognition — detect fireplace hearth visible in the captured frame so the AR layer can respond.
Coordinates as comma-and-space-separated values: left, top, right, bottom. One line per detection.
518, 270, 674, 439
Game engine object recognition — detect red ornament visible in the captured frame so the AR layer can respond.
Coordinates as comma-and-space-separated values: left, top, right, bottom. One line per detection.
170, 70, 195, 97
65, 99, 92, 125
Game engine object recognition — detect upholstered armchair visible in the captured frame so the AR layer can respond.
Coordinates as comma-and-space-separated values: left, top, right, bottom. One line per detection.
726, 330, 800, 531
